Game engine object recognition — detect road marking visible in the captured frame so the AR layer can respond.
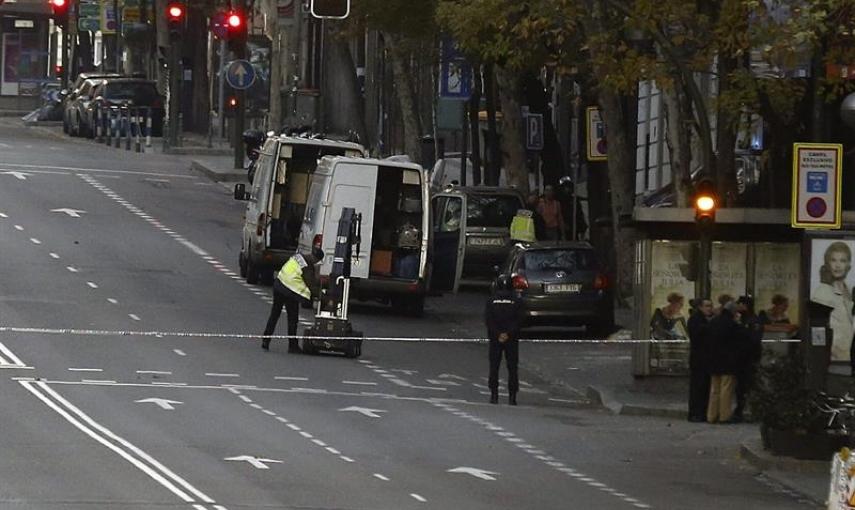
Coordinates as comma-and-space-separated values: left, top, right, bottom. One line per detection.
274, 376, 308, 381
87, 282, 99, 289
173, 349, 186, 356
19, 381, 221, 506
0, 342, 29, 368
129, 314, 141, 321
448, 467, 499, 481
51, 208, 86, 218
66, 266, 78, 273
373, 473, 390, 481
238, 395, 252, 403
49, 252, 60, 259
68, 368, 103, 372
249, 403, 263, 410
339, 406, 386, 419
410, 494, 427, 503
342, 380, 378, 386
135, 398, 183, 410
137, 370, 172, 375
426, 379, 460, 386
1, 171, 33, 180
206, 373, 239, 378
311, 439, 327, 447
29, 238, 41, 245
299, 431, 313, 438
326, 447, 341, 454
82, 379, 118, 384
0, 212, 7, 218
5, 163, 197, 179
14, 225, 23, 231
107, 298, 118, 304
224, 455, 282, 470
340, 456, 355, 463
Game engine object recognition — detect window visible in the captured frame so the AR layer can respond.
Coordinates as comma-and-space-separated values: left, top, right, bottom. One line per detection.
466, 194, 522, 228
440, 197, 462, 232
520, 249, 596, 272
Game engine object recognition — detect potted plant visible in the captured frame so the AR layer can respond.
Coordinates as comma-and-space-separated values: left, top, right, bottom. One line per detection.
749, 351, 850, 460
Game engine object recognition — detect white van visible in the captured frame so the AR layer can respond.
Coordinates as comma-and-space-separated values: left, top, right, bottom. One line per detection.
233, 135, 366, 284
298, 157, 430, 315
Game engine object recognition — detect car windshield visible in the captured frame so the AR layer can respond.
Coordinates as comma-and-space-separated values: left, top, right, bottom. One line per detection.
466, 194, 521, 228
104, 83, 159, 103
521, 249, 596, 272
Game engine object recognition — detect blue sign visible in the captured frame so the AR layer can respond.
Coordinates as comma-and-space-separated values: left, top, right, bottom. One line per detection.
525, 113, 544, 151
226, 60, 256, 90
807, 171, 828, 193
439, 38, 471, 100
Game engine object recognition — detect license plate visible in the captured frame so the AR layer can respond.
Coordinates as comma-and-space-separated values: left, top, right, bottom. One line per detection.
468, 237, 504, 246
545, 283, 582, 294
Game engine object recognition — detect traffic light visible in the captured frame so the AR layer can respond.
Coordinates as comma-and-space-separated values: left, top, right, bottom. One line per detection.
693, 178, 718, 225
165, 3, 185, 38
50, 0, 69, 27
310, 0, 350, 18
225, 10, 247, 42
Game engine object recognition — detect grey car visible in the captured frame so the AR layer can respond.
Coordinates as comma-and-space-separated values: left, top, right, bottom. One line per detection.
492, 242, 614, 335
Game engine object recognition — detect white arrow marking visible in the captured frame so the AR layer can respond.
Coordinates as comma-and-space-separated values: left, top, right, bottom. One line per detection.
339, 406, 386, 419
1, 171, 32, 180
426, 379, 460, 386
438, 373, 467, 381
447, 467, 499, 481
234, 64, 247, 86
224, 455, 283, 470
51, 208, 87, 218
135, 398, 183, 410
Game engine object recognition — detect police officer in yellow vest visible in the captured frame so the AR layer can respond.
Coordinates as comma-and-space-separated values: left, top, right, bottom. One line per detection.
262, 248, 323, 352
510, 209, 537, 243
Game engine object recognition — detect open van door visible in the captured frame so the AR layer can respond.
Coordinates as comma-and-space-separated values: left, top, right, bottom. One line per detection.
430, 193, 466, 293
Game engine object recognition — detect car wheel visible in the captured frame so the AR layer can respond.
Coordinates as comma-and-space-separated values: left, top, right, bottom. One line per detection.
344, 340, 360, 359
238, 252, 248, 278
246, 256, 260, 284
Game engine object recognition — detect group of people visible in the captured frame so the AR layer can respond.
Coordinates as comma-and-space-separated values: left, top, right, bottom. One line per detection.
516, 178, 587, 242
685, 293, 794, 423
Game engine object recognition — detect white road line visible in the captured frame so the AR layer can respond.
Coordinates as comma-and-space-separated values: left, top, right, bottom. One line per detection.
325, 447, 340, 454
29, 238, 41, 244
311, 439, 327, 447
0, 343, 26, 366
14, 225, 23, 231
0, 212, 6, 218
152, 382, 188, 386
173, 349, 186, 356
50, 253, 60, 259
66, 266, 78, 273
87, 282, 99, 289
238, 395, 253, 403
340, 456, 354, 463
82, 380, 118, 384
286, 424, 301, 431
410, 494, 427, 503
249, 403, 263, 410
21, 381, 220, 505
275, 417, 289, 423
7, 163, 197, 179
128, 314, 141, 321
373, 473, 390, 481
299, 431, 313, 439
342, 381, 378, 386
107, 298, 118, 304
262, 410, 276, 416
137, 371, 173, 375
68, 368, 103, 372
205, 373, 239, 378
274, 376, 308, 381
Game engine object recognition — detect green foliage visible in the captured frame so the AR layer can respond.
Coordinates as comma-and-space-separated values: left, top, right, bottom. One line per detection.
749, 351, 824, 432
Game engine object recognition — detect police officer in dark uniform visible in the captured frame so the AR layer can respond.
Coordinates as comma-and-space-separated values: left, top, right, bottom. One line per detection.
485, 275, 523, 405
734, 295, 763, 422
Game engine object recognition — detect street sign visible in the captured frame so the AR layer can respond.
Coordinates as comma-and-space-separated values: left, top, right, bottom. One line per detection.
439, 38, 471, 100
791, 143, 842, 229
226, 60, 256, 90
525, 113, 544, 151
586, 107, 607, 161
210, 11, 228, 39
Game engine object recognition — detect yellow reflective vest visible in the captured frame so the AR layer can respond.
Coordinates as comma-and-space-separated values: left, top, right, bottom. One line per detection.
277, 254, 311, 300
510, 210, 536, 242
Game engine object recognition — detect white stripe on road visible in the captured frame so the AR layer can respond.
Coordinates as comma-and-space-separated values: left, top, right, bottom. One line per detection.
0, 213, 6, 218
128, 314, 141, 321
173, 350, 186, 356
107, 298, 118, 304
5, 163, 197, 179
137, 371, 173, 375
50, 253, 60, 259
66, 266, 78, 273
274, 376, 308, 381
68, 368, 103, 372
342, 381, 378, 386
411, 494, 427, 503
373, 473, 390, 481
87, 282, 99, 289
14, 225, 23, 231
0, 342, 27, 366
29, 238, 41, 245
205, 373, 239, 378
82, 380, 118, 384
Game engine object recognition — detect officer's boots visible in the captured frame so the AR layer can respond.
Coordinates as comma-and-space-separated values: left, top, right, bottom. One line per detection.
261, 337, 271, 351
509, 392, 518, 406
489, 391, 499, 405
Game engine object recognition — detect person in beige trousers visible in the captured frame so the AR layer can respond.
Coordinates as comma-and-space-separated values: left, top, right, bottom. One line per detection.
706, 301, 746, 424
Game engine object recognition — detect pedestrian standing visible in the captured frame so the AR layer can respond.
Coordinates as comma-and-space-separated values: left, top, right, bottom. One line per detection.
262, 248, 323, 352
687, 298, 714, 422
485, 275, 523, 405
734, 296, 763, 422
536, 185, 565, 241
706, 301, 746, 424
526, 193, 547, 241
557, 176, 587, 240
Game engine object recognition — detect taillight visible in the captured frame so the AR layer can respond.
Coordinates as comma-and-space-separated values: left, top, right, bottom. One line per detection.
312, 234, 323, 251
256, 213, 266, 236
594, 274, 609, 290
511, 274, 529, 291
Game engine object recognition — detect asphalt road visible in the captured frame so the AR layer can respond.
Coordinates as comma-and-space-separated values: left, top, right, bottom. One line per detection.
0, 120, 818, 509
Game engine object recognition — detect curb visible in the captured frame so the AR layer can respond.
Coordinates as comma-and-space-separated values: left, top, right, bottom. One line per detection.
166, 147, 232, 156
585, 385, 688, 419
739, 440, 829, 474
190, 160, 245, 182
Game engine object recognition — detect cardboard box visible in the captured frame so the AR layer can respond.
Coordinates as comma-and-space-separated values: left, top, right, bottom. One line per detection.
371, 250, 393, 274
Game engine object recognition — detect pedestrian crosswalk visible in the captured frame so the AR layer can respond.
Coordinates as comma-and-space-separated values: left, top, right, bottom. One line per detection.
0, 342, 30, 369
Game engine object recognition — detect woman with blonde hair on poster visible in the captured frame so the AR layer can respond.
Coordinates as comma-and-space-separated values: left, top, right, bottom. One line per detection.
811, 241, 855, 362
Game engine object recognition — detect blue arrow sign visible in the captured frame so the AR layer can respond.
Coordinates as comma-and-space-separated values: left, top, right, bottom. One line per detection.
226, 60, 256, 90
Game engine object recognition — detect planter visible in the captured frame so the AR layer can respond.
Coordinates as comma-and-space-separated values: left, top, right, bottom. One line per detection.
767, 428, 852, 460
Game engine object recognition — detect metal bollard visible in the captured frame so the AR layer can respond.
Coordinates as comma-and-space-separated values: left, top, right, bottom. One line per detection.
95, 108, 102, 142
135, 110, 142, 153
114, 109, 121, 148
106, 109, 112, 146
145, 108, 152, 148
125, 108, 132, 151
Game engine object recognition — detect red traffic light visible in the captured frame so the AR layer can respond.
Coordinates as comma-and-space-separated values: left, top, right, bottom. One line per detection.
228, 96, 238, 108
166, 3, 184, 21
50, 0, 66, 8
227, 13, 242, 28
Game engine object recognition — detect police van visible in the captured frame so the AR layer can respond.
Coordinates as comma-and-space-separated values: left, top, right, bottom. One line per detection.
297, 157, 430, 315
233, 135, 366, 284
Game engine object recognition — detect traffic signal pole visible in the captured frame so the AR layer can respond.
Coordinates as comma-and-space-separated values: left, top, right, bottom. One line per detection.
168, 41, 180, 147
698, 226, 712, 300
232, 23, 246, 169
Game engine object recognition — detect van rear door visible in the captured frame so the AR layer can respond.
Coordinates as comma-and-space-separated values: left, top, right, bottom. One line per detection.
320, 162, 378, 279
429, 193, 466, 293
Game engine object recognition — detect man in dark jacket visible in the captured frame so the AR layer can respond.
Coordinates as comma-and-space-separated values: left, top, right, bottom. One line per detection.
734, 295, 763, 422
706, 301, 747, 423
262, 248, 323, 352
485, 275, 523, 405
687, 298, 714, 422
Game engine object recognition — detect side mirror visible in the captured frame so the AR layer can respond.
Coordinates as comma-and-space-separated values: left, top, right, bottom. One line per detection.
233, 183, 249, 201
493, 265, 501, 275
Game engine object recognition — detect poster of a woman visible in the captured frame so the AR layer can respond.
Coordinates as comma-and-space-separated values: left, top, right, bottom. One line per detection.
810, 240, 855, 362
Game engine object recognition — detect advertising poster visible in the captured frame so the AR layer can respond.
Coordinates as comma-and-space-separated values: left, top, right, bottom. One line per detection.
648, 241, 695, 373
710, 242, 748, 305
754, 243, 801, 332
810, 238, 855, 362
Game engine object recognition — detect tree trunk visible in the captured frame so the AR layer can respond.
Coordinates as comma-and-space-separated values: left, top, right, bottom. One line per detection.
495, 67, 529, 194
484, 63, 501, 185
469, 65, 483, 186
716, 56, 738, 205
522, 72, 564, 185
78, 32, 93, 73
386, 33, 422, 164
189, 9, 209, 134
664, 87, 693, 207
324, 32, 369, 144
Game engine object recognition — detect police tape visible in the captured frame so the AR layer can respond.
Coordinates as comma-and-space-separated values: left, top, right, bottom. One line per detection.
0, 326, 803, 345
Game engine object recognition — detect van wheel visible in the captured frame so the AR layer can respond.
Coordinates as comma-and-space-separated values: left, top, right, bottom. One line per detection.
344, 340, 361, 358
246, 257, 260, 284
300, 337, 317, 355
238, 252, 248, 278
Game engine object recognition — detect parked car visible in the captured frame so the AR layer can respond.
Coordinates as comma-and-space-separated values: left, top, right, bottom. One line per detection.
491, 241, 614, 335
430, 185, 525, 292
297, 156, 430, 315
232, 134, 367, 285
62, 72, 121, 134
90, 78, 165, 137
65, 77, 105, 137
